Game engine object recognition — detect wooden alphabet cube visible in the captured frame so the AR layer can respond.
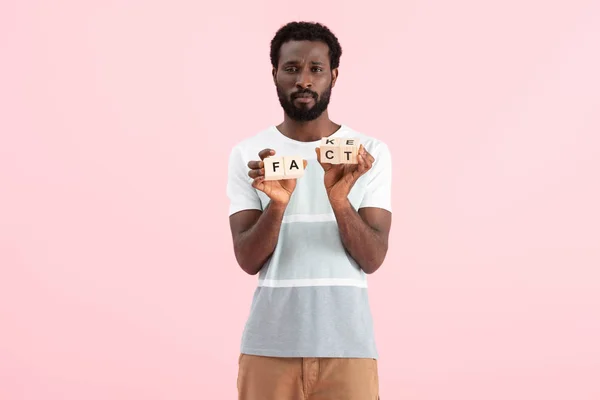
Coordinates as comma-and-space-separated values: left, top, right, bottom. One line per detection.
319, 137, 360, 164
339, 138, 360, 164
283, 156, 305, 179
263, 155, 305, 181
263, 157, 285, 180
319, 137, 341, 164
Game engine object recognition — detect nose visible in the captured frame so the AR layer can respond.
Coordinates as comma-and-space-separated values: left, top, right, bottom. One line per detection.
295, 69, 312, 89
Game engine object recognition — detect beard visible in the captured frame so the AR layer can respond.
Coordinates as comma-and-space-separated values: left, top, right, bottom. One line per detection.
277, 83, 332, 122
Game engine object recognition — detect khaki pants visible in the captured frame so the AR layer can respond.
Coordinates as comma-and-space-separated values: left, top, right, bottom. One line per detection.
237, 354, 380, 400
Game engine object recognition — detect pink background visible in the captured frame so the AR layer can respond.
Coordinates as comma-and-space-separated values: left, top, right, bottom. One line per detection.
1, 1, 599, 399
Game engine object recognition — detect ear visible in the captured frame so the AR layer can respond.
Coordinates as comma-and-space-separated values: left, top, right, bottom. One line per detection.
331, 68, 339, 88
272, 67, 277, 85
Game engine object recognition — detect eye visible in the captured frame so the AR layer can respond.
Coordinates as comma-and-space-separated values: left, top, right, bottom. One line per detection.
312, 67, 323, 72
285, 66, 298, 72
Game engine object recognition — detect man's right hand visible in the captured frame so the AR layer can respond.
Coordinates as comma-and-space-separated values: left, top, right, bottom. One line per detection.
247, 148, 307, 206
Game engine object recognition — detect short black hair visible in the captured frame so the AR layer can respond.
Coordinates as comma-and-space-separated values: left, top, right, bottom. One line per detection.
270, 21, 343, 70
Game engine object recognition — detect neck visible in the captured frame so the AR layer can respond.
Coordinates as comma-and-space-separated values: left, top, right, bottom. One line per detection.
276, 111, 341, 142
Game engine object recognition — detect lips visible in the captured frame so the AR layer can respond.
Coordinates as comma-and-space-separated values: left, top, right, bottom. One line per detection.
293, 93, 316, 103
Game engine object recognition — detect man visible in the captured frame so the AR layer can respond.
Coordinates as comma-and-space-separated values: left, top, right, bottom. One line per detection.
227, 21, 392, 399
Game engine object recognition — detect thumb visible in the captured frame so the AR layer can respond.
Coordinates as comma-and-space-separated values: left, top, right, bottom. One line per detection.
315, 147, 331, 171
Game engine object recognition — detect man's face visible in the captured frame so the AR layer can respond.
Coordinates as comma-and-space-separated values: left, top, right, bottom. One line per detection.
273, 40, 338, 121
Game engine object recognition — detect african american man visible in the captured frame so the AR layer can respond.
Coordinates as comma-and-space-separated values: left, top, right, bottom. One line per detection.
227, 21, 392, 400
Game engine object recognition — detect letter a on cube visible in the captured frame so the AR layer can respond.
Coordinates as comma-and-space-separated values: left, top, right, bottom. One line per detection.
283, 156, 305, 179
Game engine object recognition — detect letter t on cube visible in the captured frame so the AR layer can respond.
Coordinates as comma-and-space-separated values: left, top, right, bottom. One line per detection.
340, 138, 360, 164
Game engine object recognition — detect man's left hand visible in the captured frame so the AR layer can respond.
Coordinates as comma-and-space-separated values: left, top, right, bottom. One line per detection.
315, 144, 374, 206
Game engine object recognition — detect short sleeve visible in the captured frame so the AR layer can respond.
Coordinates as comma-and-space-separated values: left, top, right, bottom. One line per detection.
359, 142, 392, 212
226, 145, 263, 216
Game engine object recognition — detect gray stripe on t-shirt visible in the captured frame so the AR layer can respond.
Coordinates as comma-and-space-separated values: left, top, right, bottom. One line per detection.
240, 285, 378, 359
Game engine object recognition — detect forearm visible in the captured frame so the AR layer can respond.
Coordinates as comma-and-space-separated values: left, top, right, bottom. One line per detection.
331, 199, 388, 274
234, 202, 287, 275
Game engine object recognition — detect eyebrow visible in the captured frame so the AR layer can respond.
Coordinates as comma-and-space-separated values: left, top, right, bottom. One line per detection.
282, 60, 325, 66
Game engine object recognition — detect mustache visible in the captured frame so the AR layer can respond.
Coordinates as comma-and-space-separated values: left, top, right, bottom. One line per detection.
292, 89, 318, 99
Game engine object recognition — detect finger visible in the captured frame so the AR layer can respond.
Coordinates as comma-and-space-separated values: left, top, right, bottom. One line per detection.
357, 152, 368, 174
361, 147, 373, 169
365, 151, 375, 164
315, 147, 331, 170
247, 160, 264, 170
303, 159, 308, 169
248, 167, 265, 179
251, 176, 265, 190
356, 152, 372, 176
359, 145, 375, 164
258, 148, 275, 160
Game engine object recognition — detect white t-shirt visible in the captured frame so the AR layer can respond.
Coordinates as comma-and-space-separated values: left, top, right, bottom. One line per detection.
227, 124, 392, 358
